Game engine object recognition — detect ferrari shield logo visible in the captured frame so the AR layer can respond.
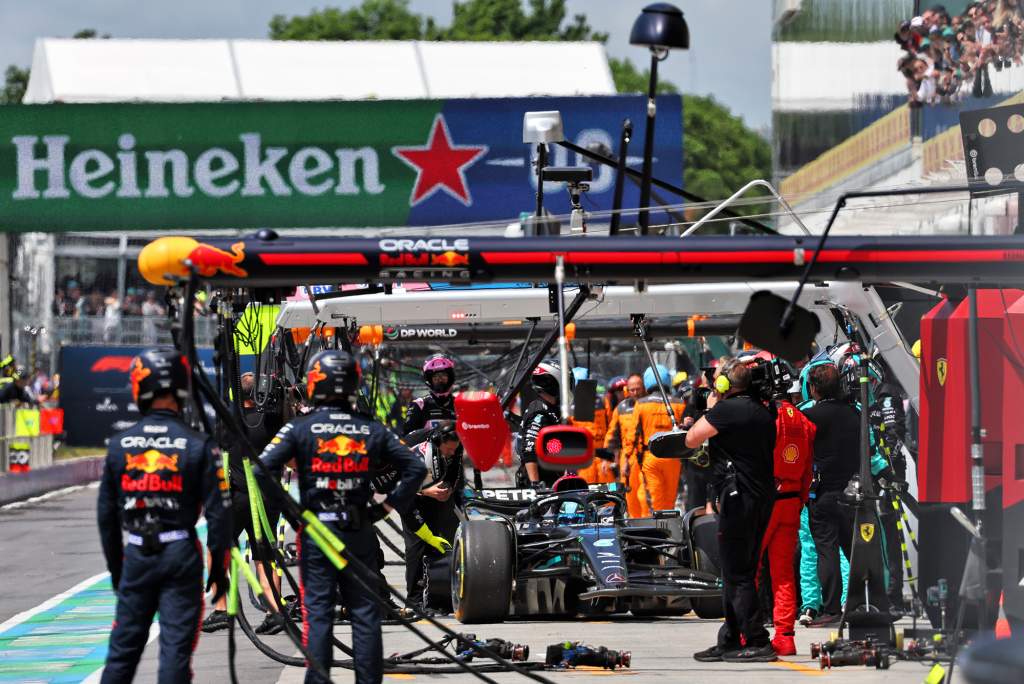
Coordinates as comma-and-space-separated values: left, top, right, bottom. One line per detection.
937, 358, 948, 386
860, 523, 875, 543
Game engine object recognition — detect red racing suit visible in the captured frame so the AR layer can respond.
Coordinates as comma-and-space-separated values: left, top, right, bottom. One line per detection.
758, 400, 815, 643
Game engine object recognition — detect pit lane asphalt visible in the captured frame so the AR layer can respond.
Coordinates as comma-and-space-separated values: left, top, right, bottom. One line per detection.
0, 482, 941, 684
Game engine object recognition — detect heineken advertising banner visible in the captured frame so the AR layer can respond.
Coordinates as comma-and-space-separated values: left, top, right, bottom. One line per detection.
0, 96, 682, 231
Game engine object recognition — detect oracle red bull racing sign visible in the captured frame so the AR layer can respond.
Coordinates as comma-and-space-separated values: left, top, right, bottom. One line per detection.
0, 97, 682, 231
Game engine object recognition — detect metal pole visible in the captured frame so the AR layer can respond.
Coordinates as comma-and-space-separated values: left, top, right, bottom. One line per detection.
504, 318, 538, 397
610, 119, 632, 236
968, 288, 985, 525
638, 51, 659, 235
554, 257, 572, 422
633, 315, 680, 429
558, 139, 774, 235
500, 287, 590, 411
859, 354, 874, 498
534, 143, 547, 218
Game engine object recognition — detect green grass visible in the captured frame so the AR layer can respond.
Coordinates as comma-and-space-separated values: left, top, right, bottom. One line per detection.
55, 446, 104, 461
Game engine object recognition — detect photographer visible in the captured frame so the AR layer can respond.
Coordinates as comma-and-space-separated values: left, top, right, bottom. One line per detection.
688, 359, 777, 664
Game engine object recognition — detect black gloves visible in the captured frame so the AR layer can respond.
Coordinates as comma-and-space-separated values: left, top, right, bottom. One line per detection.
369, 503, 389, 523
206, 548, 229, 604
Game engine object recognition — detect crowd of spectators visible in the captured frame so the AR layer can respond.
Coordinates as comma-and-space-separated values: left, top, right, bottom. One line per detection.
896, 1, 1024, 106
53, 281, 167, 343
53, 282, 165, 319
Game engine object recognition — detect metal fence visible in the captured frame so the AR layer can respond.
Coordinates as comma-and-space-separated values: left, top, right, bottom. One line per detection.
0, 405, 55, 473
52, 315, 216, 347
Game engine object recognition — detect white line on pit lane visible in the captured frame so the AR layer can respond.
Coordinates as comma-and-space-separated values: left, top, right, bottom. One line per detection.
1, 480, 100, 510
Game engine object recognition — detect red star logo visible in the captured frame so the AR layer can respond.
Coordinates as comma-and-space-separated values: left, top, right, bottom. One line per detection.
392, 115, 488, 207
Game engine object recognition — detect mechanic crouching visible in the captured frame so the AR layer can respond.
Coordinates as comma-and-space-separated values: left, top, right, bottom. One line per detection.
686, 359, 778, 663
97, 349, 231, 683
259, 350, 426, 684
402, 423, 466, 611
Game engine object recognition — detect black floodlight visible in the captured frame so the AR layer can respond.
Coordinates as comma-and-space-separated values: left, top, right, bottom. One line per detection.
630, 2, 690, 51
630, 3, 689, 235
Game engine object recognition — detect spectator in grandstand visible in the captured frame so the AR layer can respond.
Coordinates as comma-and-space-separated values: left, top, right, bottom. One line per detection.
895, 20, 922, 52
141, 291, 165, 343
121, 291, 142, 316
898, 0, 1022, 104
53, 288, 72, 317
103, 296, 122, 343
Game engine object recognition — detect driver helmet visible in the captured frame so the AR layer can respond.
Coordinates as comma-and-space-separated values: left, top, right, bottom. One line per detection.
422, 354, 456, 396
556, 500, 586, 525
532, 361, 572, 398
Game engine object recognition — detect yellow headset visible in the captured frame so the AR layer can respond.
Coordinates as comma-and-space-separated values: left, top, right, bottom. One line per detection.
714, 359, 740, 394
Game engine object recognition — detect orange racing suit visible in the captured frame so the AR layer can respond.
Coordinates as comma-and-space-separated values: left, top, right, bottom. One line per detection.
575, 398, 614, 484
604, 397, 647, 517
633, 394, 687, 513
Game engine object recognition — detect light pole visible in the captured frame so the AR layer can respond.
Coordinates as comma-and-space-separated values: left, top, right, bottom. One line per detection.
630, 3, 689, 235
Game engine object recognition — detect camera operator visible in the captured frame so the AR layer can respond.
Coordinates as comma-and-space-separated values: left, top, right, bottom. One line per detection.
801, 363, 860, 627
687, 359, 778, 663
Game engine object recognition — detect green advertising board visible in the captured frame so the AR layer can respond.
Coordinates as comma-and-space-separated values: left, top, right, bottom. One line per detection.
0, 96, 685, 231
0, 100, 437, 231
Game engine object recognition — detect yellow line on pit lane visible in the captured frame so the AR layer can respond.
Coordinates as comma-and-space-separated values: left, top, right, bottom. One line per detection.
770, 660, 826, 675
563, 668, 635, 675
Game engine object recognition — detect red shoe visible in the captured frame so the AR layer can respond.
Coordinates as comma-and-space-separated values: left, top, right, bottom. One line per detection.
772, 636, 797, 656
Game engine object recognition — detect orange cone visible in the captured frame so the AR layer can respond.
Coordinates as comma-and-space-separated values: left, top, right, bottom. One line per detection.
995, 591, 1012, 639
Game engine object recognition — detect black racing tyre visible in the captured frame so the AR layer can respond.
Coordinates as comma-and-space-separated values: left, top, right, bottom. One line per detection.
690, 514, 725, 619
451, 520, 513, 623
691, 547, 725, 619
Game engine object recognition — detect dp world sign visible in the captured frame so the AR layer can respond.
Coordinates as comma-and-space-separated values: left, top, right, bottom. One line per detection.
0, 97, 682, 231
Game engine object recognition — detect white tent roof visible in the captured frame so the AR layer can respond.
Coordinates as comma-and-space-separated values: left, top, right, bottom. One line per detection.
24, 38, 615, 104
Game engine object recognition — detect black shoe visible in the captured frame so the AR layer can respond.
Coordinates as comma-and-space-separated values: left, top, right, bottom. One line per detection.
255, 612, 284, 635
693, 645, 729, 662
406, 602, 437, 618
798, 608, 818, 626
722, 644, 779, 663
201, 610, 230, 633
807, 612, 841, 628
